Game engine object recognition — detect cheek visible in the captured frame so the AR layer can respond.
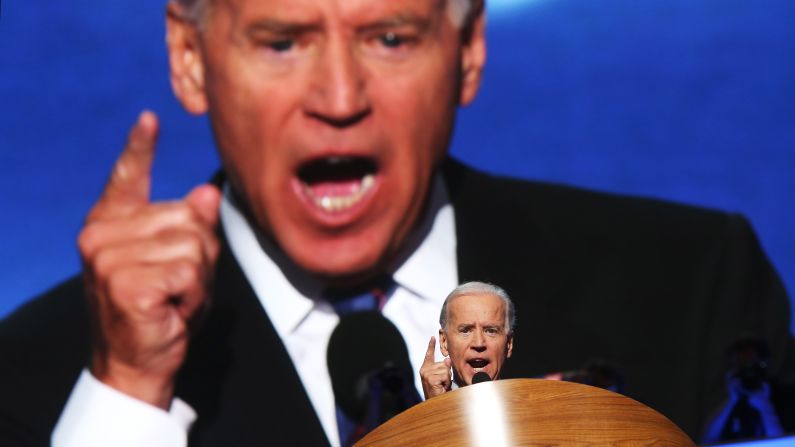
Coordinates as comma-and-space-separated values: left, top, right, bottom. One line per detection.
204, 40, 303, 151
207, 63, 305, 205
209, 78, 281, 157
207, 69, 263, 167
446, 338, 463, 357
370, 55, 458, 155
497, 344, 511, 365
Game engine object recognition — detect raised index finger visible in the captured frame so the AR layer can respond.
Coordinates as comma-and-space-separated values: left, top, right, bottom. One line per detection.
92, 111, 159, 220
423, 336, 437, 365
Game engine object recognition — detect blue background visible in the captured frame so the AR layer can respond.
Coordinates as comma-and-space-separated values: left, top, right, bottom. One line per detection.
1, 0, 793, 330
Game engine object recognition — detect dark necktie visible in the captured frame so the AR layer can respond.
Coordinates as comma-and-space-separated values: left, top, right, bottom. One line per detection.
326, 280, 392, 315
325, 279, 421, 446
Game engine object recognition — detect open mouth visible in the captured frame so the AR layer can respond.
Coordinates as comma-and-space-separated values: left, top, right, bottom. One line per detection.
468, 358, 489, 372
296, 156, 378, 213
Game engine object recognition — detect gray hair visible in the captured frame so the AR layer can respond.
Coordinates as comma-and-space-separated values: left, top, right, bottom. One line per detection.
439, 281, 516, 334
174, 0, 210, 24
172, 0, 477, 29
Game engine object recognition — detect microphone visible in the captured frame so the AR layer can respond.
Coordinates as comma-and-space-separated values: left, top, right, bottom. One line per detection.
472, 371, 491, 384
327, 311, 421, 433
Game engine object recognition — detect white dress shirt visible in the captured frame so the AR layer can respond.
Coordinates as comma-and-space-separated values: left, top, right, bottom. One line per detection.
52, 176, 458, 447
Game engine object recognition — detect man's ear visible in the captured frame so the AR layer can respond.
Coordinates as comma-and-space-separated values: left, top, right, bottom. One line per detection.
166, 2, 208, 115
439, 329, 450, 357
506, 332, 514, 359
458, 2, 486, 106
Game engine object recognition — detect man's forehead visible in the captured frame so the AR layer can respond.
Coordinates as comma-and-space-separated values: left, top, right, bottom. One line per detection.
206, 0, 466, 27
448, 293, 506, 319
213, 0, 446, 17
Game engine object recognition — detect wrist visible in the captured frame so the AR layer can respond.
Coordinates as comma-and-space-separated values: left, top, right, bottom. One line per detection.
91, 357, 176, 410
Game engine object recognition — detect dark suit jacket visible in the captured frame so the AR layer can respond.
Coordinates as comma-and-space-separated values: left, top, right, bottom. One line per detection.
2, 159, 793, 446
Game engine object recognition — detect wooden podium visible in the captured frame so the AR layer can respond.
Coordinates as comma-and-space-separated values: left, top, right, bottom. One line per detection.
355, 379, 695, 446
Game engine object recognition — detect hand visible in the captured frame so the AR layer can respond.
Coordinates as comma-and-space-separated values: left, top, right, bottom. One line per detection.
744, 382, 774, 411
726, 374, 774, 411
419, 336, 452, 400
79, 111, 221, 409
725, 375, 743, 405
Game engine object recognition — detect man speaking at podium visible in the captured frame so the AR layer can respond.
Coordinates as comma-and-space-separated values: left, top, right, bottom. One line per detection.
420, 282, 515, 399
1, 0, 794, 445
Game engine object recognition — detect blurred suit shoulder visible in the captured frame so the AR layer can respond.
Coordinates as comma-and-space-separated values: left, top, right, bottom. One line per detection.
0, 276, 89, 447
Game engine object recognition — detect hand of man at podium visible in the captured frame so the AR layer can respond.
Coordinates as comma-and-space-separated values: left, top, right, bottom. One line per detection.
420, 336, 452, 399
77, 111, 222, 410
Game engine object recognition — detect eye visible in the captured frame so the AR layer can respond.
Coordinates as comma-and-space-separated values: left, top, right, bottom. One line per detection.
379, 32, 404, 48
269, 39, 295, 52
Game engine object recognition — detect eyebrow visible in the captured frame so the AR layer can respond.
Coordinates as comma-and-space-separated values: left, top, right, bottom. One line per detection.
357, 14, 433, 34
245, 19, 322, 36
243, 11, 435, 38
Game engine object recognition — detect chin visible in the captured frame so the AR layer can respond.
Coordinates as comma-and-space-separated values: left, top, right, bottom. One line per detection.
286, 236, 393, 284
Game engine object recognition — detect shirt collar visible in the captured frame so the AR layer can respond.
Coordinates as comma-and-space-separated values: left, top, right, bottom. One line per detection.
391, 175, 458, 307
220, 187, 321, 336
220, 174, 457, 336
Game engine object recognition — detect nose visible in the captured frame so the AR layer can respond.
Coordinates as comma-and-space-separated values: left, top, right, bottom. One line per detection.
304, 36, 370, 128
471, 330, 486, 352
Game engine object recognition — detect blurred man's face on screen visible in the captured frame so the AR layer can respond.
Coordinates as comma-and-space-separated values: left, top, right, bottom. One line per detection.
440, 293, 514, 386
167, 0, 485, 282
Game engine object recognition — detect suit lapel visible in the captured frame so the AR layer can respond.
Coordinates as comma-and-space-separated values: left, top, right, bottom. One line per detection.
177, 235, 331, 446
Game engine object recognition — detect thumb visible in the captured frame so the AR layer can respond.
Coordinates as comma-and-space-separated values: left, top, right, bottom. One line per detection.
444, 357, 452, 368
185, 184, 222, 227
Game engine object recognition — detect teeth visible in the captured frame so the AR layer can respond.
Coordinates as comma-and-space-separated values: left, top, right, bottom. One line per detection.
306, 174, 375, 212
361, 174, 374, 190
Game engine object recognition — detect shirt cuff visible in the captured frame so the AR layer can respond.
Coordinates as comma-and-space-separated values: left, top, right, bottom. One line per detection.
52, 369, 196, 447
